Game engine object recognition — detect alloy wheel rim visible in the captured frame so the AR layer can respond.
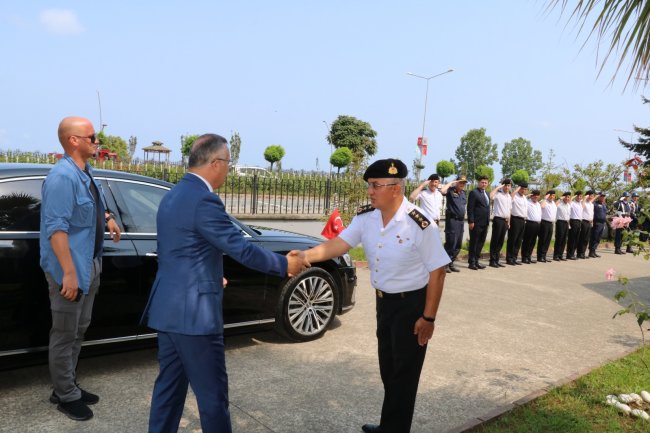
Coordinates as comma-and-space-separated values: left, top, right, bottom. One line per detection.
287, 275, 334, 336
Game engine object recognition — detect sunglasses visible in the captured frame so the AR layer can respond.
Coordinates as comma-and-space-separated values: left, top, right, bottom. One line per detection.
70, 134, 97, 143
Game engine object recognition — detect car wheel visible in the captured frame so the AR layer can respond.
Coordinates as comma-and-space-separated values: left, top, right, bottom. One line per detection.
276, 267, 338, 341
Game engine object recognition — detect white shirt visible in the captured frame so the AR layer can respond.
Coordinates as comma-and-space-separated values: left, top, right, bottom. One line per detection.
582, 201, 594, 221
570, 200, 583, 219
541, 200, 557, 222
526, 199, 542, 222
511, 193, 528, 218
492, 190, 512, 219
416, 187, 443, 221
556, 201, 571, 221
339, 197, 450, 293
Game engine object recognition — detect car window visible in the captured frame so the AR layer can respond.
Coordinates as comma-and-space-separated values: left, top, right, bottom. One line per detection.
0, 178, 43, 231
110, 180, 168, 233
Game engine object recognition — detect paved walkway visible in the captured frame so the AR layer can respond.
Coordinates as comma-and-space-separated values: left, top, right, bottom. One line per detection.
0, 232, 646, 432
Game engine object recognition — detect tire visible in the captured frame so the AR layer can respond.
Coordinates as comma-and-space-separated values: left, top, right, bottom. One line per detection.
276, 267, 339, 341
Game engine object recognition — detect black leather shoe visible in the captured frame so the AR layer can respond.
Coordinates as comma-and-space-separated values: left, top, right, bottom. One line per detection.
514, 260, 523, 265
497, 262, 506, 267
57, 399, 93, 421
468, 264, 478, 270
567, 256, 576, 260
476, 263, 486, 269
449, 264, 460, 272
594, 252, 601, 258
362, 424, 382, 433
560, 257, 567, 261
588, 252, 597, 258
50, 388, 99, 405
488, 261, 498, 268
522, 258, 530, 264
445, 266, 451, 273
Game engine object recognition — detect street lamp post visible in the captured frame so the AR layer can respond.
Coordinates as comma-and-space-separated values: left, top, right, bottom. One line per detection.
323, 120, 333, 177
407, 68, 454, 181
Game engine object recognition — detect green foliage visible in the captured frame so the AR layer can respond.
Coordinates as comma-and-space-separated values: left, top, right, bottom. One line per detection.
563, 160, 623, 194
436, 160, 456, 182
99, 132, 129, 160
180, 134, 200, 158
330, 147, 353, 173
327, 115, 378, 161
230, 131, 241, 166
474, 165, 494, 184
500, 137, 543, 178
264, 144, 285, 171
511, 169, 529, 185
455, 128, 498, 182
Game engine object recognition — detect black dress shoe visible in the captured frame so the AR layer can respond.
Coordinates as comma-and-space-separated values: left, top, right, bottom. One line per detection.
560, 257, 567, 261
445, 266, 451, 273
567, 256, 576, 260
521, 258, 530, 264
476, 263, 486, 269
362, 424, 382, 433
588, 252, 597, 258
488, 262, 499, 268
497, 262, 506, 267
449, 264, 460, 272
594, 252, 601, 258
514, 260, 523, 265
506, 260, 516, 266
50, 388, 99, 405
468, 264, 478, 270
57, 399, 93, 421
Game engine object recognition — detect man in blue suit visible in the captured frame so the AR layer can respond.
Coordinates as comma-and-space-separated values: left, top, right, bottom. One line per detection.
142, 133, 308, 433
466, 175, 491, 270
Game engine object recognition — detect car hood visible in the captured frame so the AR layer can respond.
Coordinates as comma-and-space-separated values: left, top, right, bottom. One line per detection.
248, 225, 322, 245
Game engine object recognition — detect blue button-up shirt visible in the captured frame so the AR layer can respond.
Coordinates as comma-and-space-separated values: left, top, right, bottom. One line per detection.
40, 155, 107, 292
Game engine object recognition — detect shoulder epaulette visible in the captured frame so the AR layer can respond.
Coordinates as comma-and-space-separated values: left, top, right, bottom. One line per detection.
356, 204, 375, 215
408, 208, 431, 229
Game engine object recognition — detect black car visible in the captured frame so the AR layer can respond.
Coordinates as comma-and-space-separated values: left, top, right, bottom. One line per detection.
0, 163, 356, 368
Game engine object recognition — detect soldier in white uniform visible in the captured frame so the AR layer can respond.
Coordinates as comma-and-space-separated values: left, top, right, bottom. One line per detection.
304, 158, 450, 433
409, 173, 443, 224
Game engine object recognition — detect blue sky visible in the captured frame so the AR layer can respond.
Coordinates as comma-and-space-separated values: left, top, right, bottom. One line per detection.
1, 1, 647, 179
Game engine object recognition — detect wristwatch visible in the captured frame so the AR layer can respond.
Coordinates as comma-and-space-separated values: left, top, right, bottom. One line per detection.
422, 314, 435, 323
105, 212, 115, 223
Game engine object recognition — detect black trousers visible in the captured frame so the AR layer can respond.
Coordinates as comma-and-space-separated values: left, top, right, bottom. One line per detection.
444, 218, 464, 262
567, 219, 582, 258
506, 217, 525, 262
589, 221, 605, 252
521, 220, 540, 260
553, 220, 569, 259
376, 288, 427, 433
614, 227, 625, 250
490, 217, 508, 263
468, 223, 488, 264
536, 220, 554, 260
577, 220, 592, 256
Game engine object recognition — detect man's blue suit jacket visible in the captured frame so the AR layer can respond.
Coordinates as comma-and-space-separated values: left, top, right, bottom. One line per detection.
142, 173, 288, 335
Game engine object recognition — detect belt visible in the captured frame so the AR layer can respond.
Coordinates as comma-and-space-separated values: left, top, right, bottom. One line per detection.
511, 215, 524, 221
493, 216, 507, 221
541, 220, 553, 223
375, 286, 425, 299
446, 215, 464, 221
582, 219, 593, 223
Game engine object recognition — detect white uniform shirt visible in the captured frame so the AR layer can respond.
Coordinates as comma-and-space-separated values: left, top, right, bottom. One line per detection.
339, 197, 450, 293
541, 200, 557, 222
570, 200, 583, 219
526, 199, 542, 222
416, 187, 443, 221
582, 201, 594, 221
492, 190, 512, 219
556, 201, 571, 221
511, 193, 528, 218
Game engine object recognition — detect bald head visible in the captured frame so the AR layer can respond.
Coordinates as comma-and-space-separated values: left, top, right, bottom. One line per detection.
58, 117, 93, 149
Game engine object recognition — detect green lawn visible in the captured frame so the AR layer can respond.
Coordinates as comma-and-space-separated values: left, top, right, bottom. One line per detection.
466, 345, 650, 433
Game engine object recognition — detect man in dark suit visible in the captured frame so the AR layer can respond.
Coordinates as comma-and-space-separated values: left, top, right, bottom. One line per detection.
467, 175, 491, 270
142, 134, 308, 433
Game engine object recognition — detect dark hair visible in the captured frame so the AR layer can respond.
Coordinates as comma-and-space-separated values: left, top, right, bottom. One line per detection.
188, 134, 228, 168
478, 175, 489, 181
547, 190, 556, 195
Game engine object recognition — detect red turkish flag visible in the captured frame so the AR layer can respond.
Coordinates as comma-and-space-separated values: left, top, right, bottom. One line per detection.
321, 208, 345, 239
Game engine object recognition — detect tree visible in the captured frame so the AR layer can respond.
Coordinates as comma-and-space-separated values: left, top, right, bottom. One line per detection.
454, 128, 498, 181
511, 169, 529, 186
546, 1, 650, 86
620, 97, 650, 163
264, 145, 285, 171
230, 131, 241, 166
327, 115, 378, 161
180, 134, 200, 159
436, 160, 456, 182
500, 137, 543, 178
563, 160, 624, 193
98, 131, 129, 160
475, 165, 494, 184
128, 136, 137, 160
330, 147, 353, 174
538, 148, 563, 192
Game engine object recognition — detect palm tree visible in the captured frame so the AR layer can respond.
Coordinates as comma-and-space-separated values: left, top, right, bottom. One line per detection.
546, 0, 650, 87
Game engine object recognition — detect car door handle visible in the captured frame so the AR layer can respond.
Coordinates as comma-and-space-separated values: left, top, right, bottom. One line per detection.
145, 252, 158, 257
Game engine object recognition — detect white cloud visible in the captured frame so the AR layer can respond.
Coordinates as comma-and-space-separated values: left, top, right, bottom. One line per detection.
39, 9, 84, 35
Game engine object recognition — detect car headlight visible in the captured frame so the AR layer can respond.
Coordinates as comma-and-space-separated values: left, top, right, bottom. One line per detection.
341, 253, 353, 267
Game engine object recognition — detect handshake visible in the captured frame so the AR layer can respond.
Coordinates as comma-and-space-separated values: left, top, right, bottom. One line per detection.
286, 250, 311, 276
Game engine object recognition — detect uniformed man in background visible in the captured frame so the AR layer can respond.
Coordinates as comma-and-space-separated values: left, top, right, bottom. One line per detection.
589, 192, 607, 258
614, 192, 631, 254
441, 175, 468, 272
506, 182, 528, 265
553, 191, 572, 261
536, 190, 556, 262
567, 191, 583, 260
304, 158, 450, 433
409, 173, 443, 224
488, 178, 512, 268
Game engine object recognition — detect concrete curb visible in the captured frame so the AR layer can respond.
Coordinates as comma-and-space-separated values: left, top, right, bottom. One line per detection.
443, 345, 642, 433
